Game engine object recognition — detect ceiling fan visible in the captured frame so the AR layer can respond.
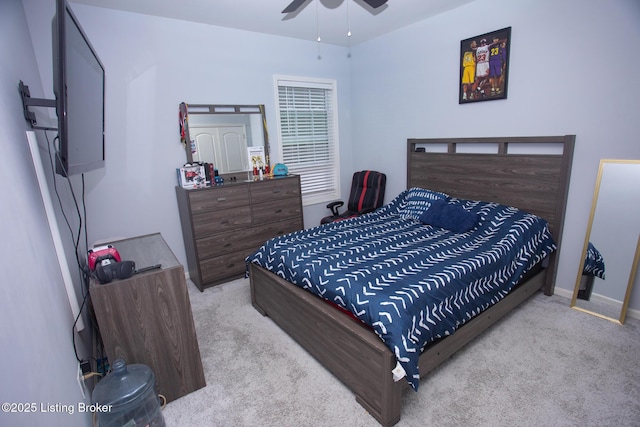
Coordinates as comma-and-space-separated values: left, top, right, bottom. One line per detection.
282, 0, 388, 14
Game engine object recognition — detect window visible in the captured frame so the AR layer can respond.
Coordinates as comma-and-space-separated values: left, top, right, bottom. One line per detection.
274, 76, 340, 206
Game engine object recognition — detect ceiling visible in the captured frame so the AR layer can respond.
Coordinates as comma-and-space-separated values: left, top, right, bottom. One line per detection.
71, 0, 476, 46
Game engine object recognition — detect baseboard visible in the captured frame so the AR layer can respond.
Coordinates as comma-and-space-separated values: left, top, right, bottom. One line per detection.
553, 286, 640, 321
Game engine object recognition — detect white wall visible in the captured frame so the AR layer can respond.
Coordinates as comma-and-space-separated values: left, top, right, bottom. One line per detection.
0, 1, 91, 426
349, 0, 640, 307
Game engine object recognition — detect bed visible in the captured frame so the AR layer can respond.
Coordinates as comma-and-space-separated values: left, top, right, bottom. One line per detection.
247, 136, 575, 426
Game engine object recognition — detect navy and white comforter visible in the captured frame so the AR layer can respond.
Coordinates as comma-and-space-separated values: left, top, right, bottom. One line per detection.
583, 242, 606, 279
246, 188, 556, 390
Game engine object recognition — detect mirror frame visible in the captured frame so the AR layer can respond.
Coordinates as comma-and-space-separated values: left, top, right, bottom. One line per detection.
570, 159, 640, 324
181, 103, 270, 180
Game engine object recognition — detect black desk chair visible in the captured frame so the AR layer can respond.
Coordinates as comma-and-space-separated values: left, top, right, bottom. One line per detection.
320, 170, 386, 224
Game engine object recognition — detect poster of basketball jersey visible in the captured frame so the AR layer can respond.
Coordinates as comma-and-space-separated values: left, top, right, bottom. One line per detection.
459, 27, 511, 104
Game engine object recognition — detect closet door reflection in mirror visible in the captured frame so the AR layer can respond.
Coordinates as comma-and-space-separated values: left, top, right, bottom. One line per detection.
571, 160, 640, 324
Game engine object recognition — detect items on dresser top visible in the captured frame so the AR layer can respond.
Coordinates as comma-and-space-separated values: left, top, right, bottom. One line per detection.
88, 241, 165, 284
177, 162, 224, 188
176, 175, 303, 291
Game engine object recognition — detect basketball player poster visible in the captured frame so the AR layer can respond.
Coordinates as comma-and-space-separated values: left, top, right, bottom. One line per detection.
459, 27, 511, 104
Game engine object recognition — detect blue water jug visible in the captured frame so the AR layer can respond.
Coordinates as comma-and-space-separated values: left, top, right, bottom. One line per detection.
92, 359, 165, 427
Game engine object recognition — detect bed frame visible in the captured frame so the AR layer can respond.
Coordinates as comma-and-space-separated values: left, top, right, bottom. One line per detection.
249, 136, 575, 426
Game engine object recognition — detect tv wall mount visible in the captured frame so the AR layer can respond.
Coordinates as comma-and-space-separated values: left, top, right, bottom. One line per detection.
19, 80, 58, 131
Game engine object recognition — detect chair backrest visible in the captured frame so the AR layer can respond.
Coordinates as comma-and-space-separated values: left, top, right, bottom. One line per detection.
346, 170, 386, 213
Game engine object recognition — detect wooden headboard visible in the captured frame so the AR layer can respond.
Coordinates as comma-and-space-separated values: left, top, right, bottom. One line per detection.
407, 135, 575, 294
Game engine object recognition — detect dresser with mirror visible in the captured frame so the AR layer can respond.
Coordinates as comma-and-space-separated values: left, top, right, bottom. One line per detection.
176, 103, 303, 291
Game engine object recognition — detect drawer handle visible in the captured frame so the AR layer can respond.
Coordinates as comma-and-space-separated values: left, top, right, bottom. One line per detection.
217, 197, 227, 202
220, 220, 229, 225
223, 243, 232, 248
275, 209, 283, 214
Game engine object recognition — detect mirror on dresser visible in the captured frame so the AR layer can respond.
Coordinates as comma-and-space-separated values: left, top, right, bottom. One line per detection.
180, 103, 270, 179
570, 159, 640, 324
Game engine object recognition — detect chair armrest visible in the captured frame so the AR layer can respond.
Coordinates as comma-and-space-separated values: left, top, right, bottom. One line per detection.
326, 201, 344, 216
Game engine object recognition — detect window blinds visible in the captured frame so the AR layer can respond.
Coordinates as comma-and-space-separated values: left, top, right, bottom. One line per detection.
277, 81, 338, 201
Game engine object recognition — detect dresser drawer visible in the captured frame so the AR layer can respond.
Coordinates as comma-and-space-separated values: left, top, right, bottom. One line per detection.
193, 206, 251, 236
199, 250, 248, 283
252, 198, 302, 225
196, 227, 270, 260
188, 185, 249, 214
250, 177, 300, 204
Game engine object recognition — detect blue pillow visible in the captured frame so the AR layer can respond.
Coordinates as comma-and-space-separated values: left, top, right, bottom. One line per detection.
419, 199, 479, 233
398, 187, 450, 220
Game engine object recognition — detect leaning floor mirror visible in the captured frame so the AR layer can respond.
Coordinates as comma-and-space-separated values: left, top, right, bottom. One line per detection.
571, 159, 640, 324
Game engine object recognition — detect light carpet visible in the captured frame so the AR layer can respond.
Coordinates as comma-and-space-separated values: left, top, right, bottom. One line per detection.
162, 278, 640, 426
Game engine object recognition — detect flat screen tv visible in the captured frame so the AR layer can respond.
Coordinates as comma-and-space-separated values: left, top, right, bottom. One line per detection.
52, 0, 105, 177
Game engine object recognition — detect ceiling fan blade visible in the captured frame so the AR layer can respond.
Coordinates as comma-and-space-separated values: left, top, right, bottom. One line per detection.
282, 0, 308, 13
361, 0, 388, 8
